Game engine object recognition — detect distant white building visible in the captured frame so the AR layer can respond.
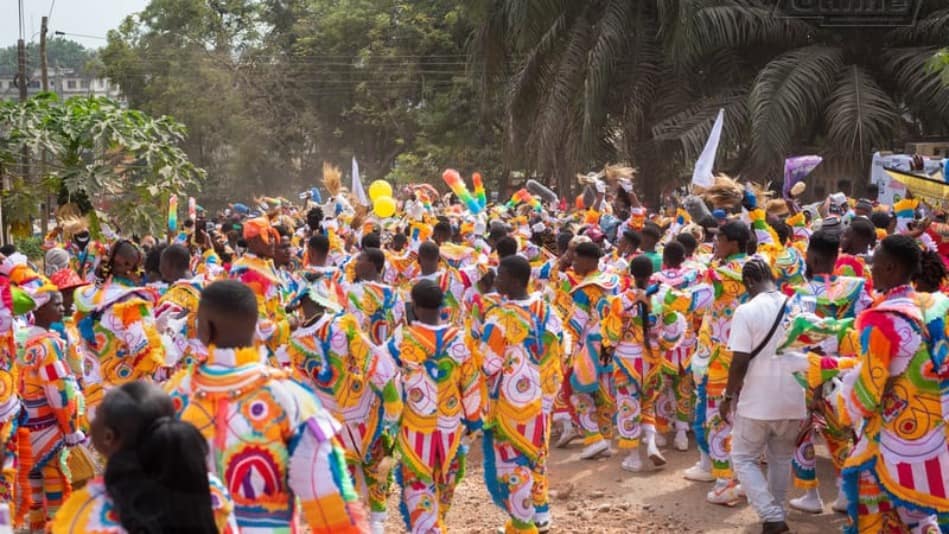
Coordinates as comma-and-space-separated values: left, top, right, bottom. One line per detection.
0, 68, 121, 101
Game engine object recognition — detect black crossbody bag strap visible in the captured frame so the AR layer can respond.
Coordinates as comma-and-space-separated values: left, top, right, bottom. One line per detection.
749, 296, 790, 360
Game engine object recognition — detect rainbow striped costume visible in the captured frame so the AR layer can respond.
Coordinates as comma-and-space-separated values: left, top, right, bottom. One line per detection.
166, 346, 367, 533
480, 295, 563, 533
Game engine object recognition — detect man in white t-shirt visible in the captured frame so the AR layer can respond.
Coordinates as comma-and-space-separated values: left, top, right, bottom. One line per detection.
720, 257, 805, 534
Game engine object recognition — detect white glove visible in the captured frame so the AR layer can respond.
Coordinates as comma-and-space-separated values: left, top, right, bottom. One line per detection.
65, 431, 86, 446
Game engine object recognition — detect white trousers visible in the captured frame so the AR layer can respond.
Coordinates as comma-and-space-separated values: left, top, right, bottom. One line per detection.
731, 416, 802, 523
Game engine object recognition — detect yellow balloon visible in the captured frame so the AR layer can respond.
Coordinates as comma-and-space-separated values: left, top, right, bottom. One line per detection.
368, 180, 393, 201
373, 195, 397, 218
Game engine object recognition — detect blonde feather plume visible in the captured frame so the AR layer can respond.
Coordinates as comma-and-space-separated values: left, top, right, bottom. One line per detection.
322, 162, 343, 197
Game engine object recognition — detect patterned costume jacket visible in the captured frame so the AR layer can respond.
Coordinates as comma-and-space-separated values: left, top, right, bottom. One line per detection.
166, 346, 366, 533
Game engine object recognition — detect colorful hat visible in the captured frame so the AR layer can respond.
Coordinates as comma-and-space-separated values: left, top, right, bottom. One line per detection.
243, 217, 274, 244
50, 268, 89, 292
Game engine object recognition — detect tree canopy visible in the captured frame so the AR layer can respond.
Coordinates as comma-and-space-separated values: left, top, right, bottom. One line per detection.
0, 38, 97, 77
0, 94, 204, 236
4, 0, 945, 215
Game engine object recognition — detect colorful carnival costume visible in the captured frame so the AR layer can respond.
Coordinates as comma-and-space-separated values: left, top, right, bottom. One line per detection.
166, 345, 366, 533
787, 274, 870, 499
18, 325, 84, 530
281, 311, 401, 526
413, 269, 467, 326
388, 322, 483, 533
0, 264, 23, 517
228, 254, 291, 360
73, 278, 165, 420
52, 474, 237, 533
821, 286, 949, 533
154, 276, 205, 372
480, 294, 562, 533
694, 252, 747, 481
344, 280, 406, 346
565, 272, 619, 451
650, 267, 703, 443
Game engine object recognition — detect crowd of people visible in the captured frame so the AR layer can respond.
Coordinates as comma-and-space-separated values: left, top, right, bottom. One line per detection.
0, 166, 945, 534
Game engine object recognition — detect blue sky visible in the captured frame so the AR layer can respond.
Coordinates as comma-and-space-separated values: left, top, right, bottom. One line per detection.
2, 0, 149, 49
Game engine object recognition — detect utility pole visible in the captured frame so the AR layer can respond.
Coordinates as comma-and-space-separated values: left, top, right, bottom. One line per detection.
40, 16, 50, 235
40, 17, 49, 92
16, 39, 27, 102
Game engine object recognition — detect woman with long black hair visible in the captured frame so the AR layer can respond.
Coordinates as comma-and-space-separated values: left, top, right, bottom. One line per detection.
51, 381, 235, 533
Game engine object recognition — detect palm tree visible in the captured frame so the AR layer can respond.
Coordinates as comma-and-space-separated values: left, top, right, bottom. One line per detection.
472, 0, 949, 200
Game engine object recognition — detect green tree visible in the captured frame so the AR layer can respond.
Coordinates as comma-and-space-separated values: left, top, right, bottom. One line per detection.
475, 0, 949, 199
0, 38, 97, 77
0, 94, 204, 236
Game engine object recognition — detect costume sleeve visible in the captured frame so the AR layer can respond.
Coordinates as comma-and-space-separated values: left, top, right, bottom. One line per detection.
101, 296, 166, 374
540, 307, 565, 403
455, 333, 483, 432
365, 329, 402, 436
659, 283, 713, 315
834, 310, 907, 427
287, 401, 368, 534
747, 207, 779, 249
601, 295, 625, 348
480, 314, 505, 380
30, 336, 81, 436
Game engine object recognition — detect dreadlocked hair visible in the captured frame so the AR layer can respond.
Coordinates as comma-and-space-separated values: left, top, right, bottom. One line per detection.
913, 249, 948, 293
742, 256, 774, 286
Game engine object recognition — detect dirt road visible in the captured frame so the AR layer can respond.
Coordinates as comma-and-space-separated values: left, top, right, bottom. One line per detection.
384, 438, 846, 533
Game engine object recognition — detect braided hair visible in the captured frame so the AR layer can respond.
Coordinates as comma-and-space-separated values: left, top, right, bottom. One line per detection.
741, 256, 775, 287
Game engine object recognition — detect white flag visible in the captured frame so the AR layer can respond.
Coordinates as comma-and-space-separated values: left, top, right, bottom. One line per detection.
691, 108, 724, 188
352, 156, 369, 207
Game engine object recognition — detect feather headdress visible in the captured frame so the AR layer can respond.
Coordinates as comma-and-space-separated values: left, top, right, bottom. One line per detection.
322, 162, 344, 198
698, 174, 744, 208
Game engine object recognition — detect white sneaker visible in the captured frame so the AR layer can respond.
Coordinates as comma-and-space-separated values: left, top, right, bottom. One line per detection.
706, 480, 742, 505
555, 422, 580, 449
534, 511, 551, 534
654, 433, 668, 447
683, 461, 714, 482
369, 512, 386, 534
831, 492, 848, 514
621, 451, 644, 472
790, 490, 824, 514
673, 430, 689, 451
580, 440, 610, 460
647, 439, 667, 467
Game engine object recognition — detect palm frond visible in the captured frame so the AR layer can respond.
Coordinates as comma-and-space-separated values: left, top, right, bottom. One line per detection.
882, 46, 949, 123
824, 66, 898, 160
651, 88, 749, 160
749, 45, 843, 167
530, 19, 591, 170
582, 0, 639, 159
886, 8, 948, 45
